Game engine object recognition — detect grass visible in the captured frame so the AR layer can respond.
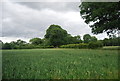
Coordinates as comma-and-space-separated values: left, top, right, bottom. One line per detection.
2, 49, 119, 79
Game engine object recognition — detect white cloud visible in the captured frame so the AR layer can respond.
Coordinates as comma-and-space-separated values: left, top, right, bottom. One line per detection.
0, 37, 29, 43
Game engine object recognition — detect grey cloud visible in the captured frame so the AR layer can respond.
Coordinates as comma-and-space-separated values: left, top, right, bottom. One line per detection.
0, 2, 2, 37
2, 1, 107, 43
17, 2, 80, 12
3, 0, 80, 2
2, 2, 83, 38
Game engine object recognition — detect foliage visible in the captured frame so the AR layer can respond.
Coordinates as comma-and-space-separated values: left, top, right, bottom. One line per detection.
3, 49, 118, 79
83, 34, 91, 43
16, 39, 26, 45
83, 34, 98, 43
2, 43, 12, 49
102, 37, 120, 46
88, 41, 103, 49
0, 40, 3, 49
1, 35, 119, 50
60, 43, 88, 49
73, 35, 83, 43
1, 39, 54, 49
79, 2, 120, 35
41, 38, 50, 46
45, 24, 68, 47
29, 38, 42, 45
1, 24, 119, 49
65, 34, 83, 44
91, 36, 97, 42
35, 45, 54, 49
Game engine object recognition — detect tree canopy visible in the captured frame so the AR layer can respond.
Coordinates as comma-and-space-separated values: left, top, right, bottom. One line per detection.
45, 25, 68, 47
83, 34, 98, 43
29, 38, 42, 45
83, 34, 91, 43
79, 2, 120, 35
0, 40, 3, 49
91, 36, 97, 42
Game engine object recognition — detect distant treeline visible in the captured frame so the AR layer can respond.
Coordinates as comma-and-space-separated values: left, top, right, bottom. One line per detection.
1, 36, 119, 50
0, 25, 120, 49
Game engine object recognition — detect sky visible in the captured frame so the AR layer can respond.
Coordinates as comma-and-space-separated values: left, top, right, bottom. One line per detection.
1, 0, 109, 43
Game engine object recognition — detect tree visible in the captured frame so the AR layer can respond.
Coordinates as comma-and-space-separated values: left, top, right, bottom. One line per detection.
103, 38, 109, 46
91, 36, 97, 42
16, 39, 26, 45
102, 37, 120, 46
0, 40, 3, 49
83, 34, 91, 43
40, 38, 51, 46
74, 35, 81, 40
29, 38, 42, 45
72, 35, 83, 44
64, 34, 83, 44
45, 24, 68, 47
88, 41, 103, 49
10, 41, 18, 49
79, 2, 120, 35
2, 43, 12, 49
9, 40, 27, 49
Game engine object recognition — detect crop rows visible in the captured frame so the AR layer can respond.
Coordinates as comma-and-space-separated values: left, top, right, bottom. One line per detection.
2, 49, 118, 79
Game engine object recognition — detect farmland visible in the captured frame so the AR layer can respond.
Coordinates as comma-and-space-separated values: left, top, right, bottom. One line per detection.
2, 49, 119, 79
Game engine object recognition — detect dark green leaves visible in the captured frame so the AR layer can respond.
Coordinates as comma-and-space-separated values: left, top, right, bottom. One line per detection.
29, 38, 42, 45
45, 25, 68, 47
80, 2, 120, 35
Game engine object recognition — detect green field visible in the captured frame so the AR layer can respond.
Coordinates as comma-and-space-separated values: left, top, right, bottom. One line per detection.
2, 49, 119, 79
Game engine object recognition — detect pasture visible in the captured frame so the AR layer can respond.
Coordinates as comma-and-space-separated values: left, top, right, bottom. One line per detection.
2, 49, 119, 79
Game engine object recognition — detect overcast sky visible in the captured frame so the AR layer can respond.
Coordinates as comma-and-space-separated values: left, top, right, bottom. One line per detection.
1, 0, 108, 43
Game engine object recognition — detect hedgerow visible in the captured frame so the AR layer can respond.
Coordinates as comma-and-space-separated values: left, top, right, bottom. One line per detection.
88, 41, 103, 49
60, 43, 88, 49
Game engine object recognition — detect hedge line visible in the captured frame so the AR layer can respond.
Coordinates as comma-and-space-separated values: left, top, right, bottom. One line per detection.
2, 44, 54, 49
2, 41, 103, 49
60, 41, 103, 49
60, 43, 88, 49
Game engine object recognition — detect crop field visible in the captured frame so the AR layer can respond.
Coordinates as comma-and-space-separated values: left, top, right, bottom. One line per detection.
2, 49, 119, 79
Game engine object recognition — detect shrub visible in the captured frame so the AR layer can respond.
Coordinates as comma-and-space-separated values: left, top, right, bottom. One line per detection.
60, 43, 88, 49
88, 41, 103, 49
19, 45, 54, 49
78, 43, 88, 49
34, 45, 54, 49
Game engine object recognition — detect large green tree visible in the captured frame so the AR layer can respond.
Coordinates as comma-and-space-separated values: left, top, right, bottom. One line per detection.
45, 25, 68, 47
79, 2, 120, 35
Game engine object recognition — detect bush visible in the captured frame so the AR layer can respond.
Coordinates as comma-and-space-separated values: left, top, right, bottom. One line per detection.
1, 43, 54, 49
78, 43, 88, 49
60, 43, 88, 49
33, 45, 54, 49
88, 41, 103, 49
